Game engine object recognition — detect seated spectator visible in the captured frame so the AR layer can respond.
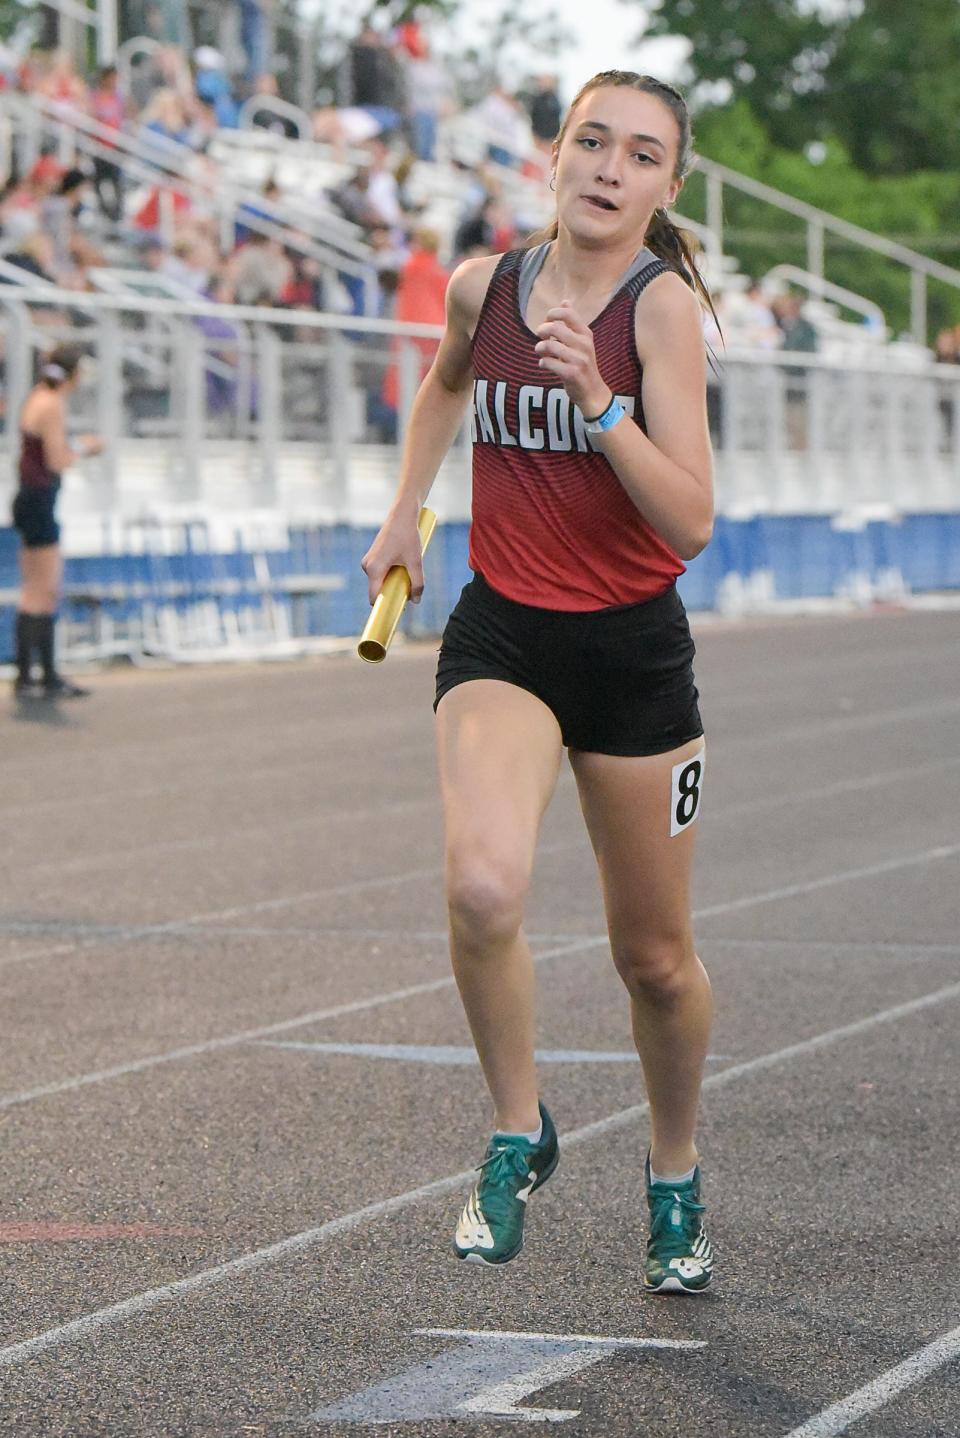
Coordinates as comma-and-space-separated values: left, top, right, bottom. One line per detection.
934, 325, 960, 365
225, 231, 291, 306
773, 291, 819, 354
41, 168, 91, 279
27, 150, 66, 198
2, 231, 57, 285
128, 40, 193, 114
163, 230, 219, 293
35, 48, 88, 113
0, 40, 19, 90
367, 223, 408, 278
453, 196, 514, 260
62, 230, 108, 292
0, 158, 62, 243
235, 179, 284, 244
279, 251, 324, 310
90, 65, 127, 221
312, 104, 383, 151
190, 98, 221, 149
193, 47, 239, 129
739, 279, 782, 350
527, 74, 562, 154
140, 88, 191, 164
705, 281, 780, 352
473, 83, 532, 169
249, 73, 302, 139
454, 196, 494, 259
364, 138, 403, 228
130, 233, 168, 273
333, 167, 386, 231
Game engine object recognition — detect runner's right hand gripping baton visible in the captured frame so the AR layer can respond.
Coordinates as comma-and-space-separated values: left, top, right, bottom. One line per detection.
357, 507, 437, 663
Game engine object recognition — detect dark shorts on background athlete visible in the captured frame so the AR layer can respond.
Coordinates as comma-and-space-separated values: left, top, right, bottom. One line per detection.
12, 484, 60, 548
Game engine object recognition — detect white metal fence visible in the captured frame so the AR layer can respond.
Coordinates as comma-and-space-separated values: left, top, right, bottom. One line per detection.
2, 287, 959, 524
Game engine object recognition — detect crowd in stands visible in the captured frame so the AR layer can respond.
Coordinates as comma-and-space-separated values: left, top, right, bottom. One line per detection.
0, 14, 559, 312
3, 12, 953, 444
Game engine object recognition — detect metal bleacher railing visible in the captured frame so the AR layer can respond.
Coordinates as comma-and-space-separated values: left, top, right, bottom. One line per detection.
1, 90, 380, 314
689, 155, 960, 346
1, 285, 959, 669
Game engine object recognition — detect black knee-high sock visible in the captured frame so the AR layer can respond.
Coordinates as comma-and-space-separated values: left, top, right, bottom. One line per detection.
14, 611, 35, 684
35, 613, 57, 685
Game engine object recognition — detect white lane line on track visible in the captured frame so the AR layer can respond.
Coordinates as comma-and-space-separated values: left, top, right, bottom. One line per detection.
739, 694, 960, 750
0, 737, 435, 821
5, 735, 960, 889
781, 1321, 960, 1437
1, 841, 958, 1112
705, 938, 960, 956
0, 937, 603, 1113
693, 841, 960, 921
6, 751, 960, 970
6, 795, 438, 881
0, 862, 450, 969
0, 678, 955, 803
417, 1328, 706, 1350
1, 979, 958, 1372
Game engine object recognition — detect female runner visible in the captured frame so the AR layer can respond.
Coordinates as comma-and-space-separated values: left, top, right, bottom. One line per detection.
363, 71, 716, 1293
12, 346, 103, 699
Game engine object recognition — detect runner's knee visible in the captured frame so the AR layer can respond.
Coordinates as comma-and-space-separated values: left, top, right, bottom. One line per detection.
447, 852, 528, 947
612, 934, 699, 1002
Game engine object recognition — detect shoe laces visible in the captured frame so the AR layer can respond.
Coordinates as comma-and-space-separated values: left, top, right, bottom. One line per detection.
475, 1141, 534, 1217
647, 1185, 705, 1257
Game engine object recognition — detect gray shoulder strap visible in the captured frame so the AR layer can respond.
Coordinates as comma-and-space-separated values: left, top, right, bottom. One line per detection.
517, 242, 552, 323
620, 246, 663, 288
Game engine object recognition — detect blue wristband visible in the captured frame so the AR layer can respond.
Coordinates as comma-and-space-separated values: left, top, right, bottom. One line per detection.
583, 395, 625, 433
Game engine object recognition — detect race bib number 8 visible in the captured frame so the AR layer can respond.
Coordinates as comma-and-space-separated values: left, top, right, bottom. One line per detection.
670, 749, 705, 837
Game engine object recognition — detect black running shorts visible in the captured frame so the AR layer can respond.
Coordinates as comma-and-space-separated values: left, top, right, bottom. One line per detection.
12, 487, 60, 548
434, 572, 703, 757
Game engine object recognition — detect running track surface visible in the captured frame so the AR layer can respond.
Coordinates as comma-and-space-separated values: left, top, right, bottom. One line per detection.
1, 608, 958, 1437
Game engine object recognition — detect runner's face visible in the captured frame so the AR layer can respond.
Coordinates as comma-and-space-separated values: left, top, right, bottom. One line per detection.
554, 87, 682, 247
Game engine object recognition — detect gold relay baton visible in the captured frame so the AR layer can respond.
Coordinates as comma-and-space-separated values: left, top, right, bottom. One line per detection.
357, 506, 437, 663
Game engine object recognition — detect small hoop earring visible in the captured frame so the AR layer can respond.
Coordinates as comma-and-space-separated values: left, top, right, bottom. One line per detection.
549, 174, 556, 192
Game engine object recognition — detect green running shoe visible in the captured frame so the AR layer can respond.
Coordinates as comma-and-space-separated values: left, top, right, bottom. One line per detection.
643, 1152, 714, 1294
453, 1101, 559, 1265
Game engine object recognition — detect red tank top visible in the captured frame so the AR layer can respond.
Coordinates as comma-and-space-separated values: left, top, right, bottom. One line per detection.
468, 244, 685, 610
19, 431, 59, 489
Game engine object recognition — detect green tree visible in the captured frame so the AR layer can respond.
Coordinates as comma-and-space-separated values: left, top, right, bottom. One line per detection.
643, 0, 960, 175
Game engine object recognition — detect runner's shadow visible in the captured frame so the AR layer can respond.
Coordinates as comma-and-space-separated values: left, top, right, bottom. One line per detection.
10, 697, 77, 728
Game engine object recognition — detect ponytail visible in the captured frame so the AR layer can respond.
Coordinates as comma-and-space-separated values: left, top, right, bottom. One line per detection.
37, 344, 83, 389
645, 207, 721, 336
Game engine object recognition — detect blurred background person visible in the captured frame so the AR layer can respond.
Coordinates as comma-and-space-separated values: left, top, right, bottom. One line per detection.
89, 65, 127, 222
12, 347, 104, 700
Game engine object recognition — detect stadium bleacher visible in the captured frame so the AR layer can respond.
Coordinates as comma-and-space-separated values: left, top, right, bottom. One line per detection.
1, 16, 959, 667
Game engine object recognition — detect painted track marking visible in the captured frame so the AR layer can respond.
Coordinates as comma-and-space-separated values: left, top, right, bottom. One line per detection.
782, 1320, 960, 1437
1, 977, 958, 1372
1, 841, 958, 1113
4, 744, 959, 968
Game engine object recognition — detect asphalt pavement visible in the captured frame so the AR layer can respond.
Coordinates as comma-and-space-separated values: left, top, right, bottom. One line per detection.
1, 606, 958, 1437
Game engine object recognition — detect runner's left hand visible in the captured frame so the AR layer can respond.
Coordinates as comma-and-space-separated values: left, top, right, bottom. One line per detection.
534, 302, 610, 417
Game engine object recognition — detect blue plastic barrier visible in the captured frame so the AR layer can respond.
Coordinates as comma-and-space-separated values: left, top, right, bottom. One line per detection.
1, 514, 958, 660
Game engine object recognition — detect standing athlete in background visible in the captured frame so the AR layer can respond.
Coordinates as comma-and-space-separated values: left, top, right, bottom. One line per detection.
363, 72, 716, 1293
13, 346, 103, 699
